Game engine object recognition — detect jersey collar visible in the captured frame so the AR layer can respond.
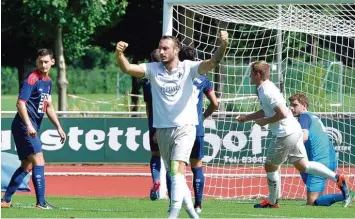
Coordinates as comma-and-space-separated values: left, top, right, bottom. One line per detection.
164, 61, 182, 74
34, 69, 50, 81
257, 79, 270, 90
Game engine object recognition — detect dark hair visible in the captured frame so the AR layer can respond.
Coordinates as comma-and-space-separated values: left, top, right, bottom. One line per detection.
250, 61, 270, 80
179, 45, 196, 61
289, 93, 309, 108
160, 36, 181, 50
37, 48, 54, 59
150, 49, 160, 62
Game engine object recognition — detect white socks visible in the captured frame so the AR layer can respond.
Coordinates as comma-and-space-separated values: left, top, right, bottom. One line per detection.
170, 174, 185, 208
169, 174, 199, 219
305, 161, 337, 182
183, 182, 199, 218
267, 171, 280, 204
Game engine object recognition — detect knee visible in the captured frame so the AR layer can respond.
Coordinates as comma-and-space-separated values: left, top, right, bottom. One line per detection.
151, 151, 161, 157
293, 158, 308, 172
170, 160, 186, 175
28, 152, 45, 166
21, 160, 33, 172
264, 163, 279, 172
307, 195, 319, 206
307, 199, 316, 206
190, 159, 202, 168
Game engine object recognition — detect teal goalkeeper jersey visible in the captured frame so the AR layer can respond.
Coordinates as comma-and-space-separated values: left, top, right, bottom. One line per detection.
298, 112, 336, 164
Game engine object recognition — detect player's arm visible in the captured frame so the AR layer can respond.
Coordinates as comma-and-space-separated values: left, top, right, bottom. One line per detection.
298, 114, 311, 142
145, 102, 150, 118
46, 102, 66, 144
203, 89, 219, 119
142, 81, 151, 118
115, 41, 145, 78
198, 31, 229, 74
17, 78, 37, 136
16, 99, 36, 136
261, 104, 288, 125
255, 91, 288, 126
237, 109, 265, 123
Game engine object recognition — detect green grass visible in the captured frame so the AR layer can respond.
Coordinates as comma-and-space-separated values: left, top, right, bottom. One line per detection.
2, 195, 355, 218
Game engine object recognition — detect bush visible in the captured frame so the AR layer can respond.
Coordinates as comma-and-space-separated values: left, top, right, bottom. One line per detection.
1, 67, 19, 95
2, 47, 133, 95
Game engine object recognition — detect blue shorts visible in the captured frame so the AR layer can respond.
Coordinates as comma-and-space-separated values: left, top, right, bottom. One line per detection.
190, 136, 204, 160
11, 119, 42, 160
300, 161, 337, 192
149, 129, 159, 152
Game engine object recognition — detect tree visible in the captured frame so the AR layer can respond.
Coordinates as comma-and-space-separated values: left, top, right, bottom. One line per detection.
93, 0, 163, 113
1, 0, 42, 84
2, 0, 128, 110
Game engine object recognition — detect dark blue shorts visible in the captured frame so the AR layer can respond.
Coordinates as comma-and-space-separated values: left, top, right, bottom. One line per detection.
300, 161, 337, 192
149, 129, 159, 152
11, 119, 42, 160
190, 136, 204, 160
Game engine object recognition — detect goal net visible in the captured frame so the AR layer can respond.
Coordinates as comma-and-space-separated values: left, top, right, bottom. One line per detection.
164, 1, 355, 199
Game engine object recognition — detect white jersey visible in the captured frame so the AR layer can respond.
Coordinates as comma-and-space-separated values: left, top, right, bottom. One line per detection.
141, 60, 201, 128
257, 80, 301, 137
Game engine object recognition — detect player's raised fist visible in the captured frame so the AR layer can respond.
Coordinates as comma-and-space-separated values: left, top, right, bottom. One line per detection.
116, 41, 129, 54
219, 30, 229, 46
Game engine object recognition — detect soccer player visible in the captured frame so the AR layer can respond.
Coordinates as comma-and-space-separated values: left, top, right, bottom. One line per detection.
142, 49, 167, 200
179, 45, 219, 213
289, 93, 355, 206
1, 49, 66, 209
115, 31, 228, 218
236, 61, 352, 208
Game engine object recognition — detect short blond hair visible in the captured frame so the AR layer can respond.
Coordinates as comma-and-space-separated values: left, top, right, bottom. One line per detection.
251, 61, 270, 80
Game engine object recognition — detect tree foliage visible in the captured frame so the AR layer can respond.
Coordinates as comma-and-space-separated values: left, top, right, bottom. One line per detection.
1, 0, 128, 72
23, 0, 128, 61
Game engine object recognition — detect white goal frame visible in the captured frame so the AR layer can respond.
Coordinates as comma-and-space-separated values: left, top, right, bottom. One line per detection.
161, 0, 355, 200
163, 0, 355, 38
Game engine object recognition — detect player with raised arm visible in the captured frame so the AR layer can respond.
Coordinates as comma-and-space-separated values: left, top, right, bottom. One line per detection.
1, 49, 66, 209
115, 31, 228, 218
179, 45, 219, 213
289, 93, 355, 207
236, 61, 351, 208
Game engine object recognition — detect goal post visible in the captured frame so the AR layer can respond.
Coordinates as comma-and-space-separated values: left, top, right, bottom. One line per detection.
162, 0, 355, 200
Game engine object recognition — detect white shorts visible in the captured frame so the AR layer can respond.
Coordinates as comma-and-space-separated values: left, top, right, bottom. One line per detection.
156, 124, 196, 165
266, 131, 307, 166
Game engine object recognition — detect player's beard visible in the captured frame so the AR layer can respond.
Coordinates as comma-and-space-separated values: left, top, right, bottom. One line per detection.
161, 57, 173, 65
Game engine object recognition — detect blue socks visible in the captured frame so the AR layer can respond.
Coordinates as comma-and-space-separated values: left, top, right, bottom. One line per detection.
3, 167, 29, 202
314, 194, 344, 206
32, 166, 46, 205
192, 167, 205, 207
150, 155, 161, 183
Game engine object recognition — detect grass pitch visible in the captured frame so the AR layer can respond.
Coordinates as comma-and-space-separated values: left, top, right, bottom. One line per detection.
2, 195, 355, 218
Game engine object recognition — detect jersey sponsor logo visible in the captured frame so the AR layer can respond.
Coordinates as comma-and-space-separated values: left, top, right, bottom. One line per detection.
177, 72, 183, 79
161, 82, 181, 97
38, 93, 50, 113
326, 127, 343, 145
